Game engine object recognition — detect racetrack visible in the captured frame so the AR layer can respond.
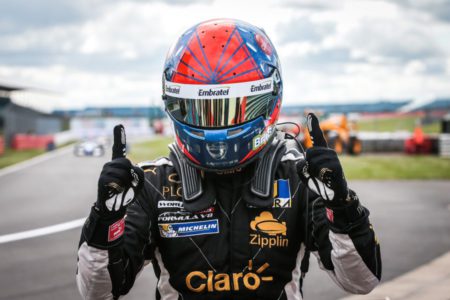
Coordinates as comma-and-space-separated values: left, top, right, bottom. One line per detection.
0, 148, 449, 300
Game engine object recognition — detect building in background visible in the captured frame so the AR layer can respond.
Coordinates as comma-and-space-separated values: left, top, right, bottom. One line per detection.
54, 106, 167, 139
282, 99, 450, 116
53, 106, 165, 120
0, 83, 63, 147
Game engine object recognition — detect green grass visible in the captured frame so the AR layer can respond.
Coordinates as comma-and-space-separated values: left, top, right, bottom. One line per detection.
128, 136, 173, 163
0, 148, 46, 169
341, 155, 450, 179
0, 142, 76, 169
129, 137, 450, 180
358, 116, 440, 133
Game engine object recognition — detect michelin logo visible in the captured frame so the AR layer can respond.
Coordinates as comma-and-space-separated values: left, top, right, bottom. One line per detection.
159, 219, 219, 238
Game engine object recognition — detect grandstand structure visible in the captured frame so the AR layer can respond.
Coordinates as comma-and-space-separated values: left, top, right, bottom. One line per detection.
282, 99, 450, 115
53, 106, 165, 119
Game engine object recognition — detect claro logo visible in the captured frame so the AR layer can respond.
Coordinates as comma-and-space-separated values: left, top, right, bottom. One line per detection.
186, 260, 272, 292
249, 211, 288, 248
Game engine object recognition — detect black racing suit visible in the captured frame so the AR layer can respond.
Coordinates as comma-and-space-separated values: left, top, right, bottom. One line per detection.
76, 145, 382, 299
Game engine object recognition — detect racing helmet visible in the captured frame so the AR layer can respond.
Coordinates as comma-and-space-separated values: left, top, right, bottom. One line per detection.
162, 19, 282, 170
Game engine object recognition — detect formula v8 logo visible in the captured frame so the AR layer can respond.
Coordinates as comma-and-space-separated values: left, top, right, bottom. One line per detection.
158, 207, 215, 222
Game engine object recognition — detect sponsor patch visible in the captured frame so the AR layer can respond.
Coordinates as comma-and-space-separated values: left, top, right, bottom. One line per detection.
108, 218, 125, 242
252, 125, 274, 150
165, 84, 180, 95
326, 207, 334, 223
273, 179, 292, 208
198, 87, 230, 97
186, 260, 272, 292
158, 200, 184, 208
159, 219, 219, 238
249, 212, 288, 248
197, 206, 215, 214
158, 209, 214, 222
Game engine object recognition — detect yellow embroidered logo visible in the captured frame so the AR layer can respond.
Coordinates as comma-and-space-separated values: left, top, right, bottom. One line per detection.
249, 211, 288, 248
186, 260, 272, 292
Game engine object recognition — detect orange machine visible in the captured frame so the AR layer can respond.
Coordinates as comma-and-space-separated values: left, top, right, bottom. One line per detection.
404, 126, 433, 154
302, 114, 362, 155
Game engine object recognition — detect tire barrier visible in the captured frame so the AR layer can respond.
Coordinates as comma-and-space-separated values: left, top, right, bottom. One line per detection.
0, 137, 4, 156
358, 132, 439, 154
439, 134, 450, 157
359, 132, 410, 153
11, 134, 55, 151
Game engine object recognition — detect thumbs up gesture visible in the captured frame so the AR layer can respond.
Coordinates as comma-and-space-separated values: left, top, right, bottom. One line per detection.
297, 114, 350, 205
96, 125, 145, 214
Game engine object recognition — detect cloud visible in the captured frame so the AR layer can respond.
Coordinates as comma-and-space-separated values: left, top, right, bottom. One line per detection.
276, 17, 336, 44
279, 0, 342, 11
0, 0, 214, 32
393, 0, 450, 22
343, 20, 442, 64
0, 0, 96, 34
0, 0, 449, 111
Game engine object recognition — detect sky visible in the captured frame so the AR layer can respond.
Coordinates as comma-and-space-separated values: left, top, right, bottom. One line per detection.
0, 0, 449, 111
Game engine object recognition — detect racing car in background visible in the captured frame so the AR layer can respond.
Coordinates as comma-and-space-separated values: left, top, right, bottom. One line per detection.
73, 140, 105, 157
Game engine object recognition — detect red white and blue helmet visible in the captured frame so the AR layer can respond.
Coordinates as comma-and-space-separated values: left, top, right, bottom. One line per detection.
162, 19, 282, 170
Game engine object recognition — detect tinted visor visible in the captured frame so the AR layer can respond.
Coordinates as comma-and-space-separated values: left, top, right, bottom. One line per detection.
166, 92, 275, 128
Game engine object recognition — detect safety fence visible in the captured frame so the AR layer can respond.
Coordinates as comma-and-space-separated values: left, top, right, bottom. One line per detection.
440, 134, 450, 157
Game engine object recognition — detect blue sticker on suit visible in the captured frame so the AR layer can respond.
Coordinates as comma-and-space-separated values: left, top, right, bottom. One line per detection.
273, 179, 292, 208
159, 219, 219, 238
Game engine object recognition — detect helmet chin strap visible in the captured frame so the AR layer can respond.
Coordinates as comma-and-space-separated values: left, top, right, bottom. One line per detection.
169, 132, 296, 212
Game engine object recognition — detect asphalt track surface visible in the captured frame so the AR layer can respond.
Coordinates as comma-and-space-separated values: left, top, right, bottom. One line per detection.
0, 148, 449, 300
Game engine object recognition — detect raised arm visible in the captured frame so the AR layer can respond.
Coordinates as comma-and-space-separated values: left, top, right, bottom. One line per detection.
76, 125, 152, 299
299, 113, 382, 294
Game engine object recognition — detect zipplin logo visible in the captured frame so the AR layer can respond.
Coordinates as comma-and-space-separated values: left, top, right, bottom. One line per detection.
249, 212, 288, 248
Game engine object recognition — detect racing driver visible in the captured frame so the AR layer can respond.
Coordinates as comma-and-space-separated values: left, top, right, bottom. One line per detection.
76, 19, 382, 300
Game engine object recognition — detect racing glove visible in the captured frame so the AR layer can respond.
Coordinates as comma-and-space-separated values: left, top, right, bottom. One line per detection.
82, 125, 144, 248
298, 113, 365, 232
96, 125, 144, 214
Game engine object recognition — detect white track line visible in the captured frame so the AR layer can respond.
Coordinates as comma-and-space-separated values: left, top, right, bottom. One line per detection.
0, 218, 85, 244
0, 145, 73, 178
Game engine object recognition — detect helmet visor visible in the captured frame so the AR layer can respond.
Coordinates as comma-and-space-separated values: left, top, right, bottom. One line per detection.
166, 93, 275, 128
